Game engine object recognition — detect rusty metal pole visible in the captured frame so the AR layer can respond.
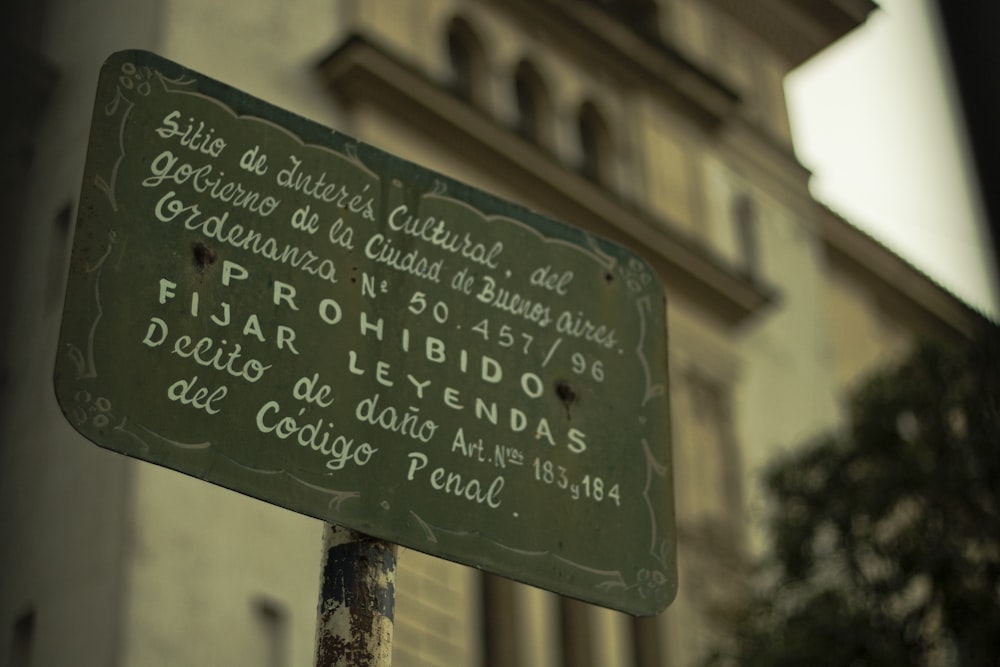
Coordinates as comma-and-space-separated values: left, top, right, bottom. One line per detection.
314, 523, 397, 667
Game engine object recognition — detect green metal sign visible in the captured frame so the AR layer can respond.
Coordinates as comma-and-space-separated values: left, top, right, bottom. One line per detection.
55, 50, 675, 615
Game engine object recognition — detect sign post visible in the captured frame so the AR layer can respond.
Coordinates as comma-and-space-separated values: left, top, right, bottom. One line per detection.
314, 523, 396, 667
55, 49, 676, 659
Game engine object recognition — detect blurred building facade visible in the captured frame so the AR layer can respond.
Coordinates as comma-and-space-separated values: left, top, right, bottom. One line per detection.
0, 1, 983, 666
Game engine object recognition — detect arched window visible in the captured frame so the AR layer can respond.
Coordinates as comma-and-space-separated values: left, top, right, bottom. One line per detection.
732, 192, 759, 279
446, 17, 488, 106
512, 60, 552, 146
577, 101, 612, 184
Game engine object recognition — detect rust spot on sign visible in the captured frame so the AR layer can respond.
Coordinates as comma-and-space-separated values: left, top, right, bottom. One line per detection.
192, 242, 217, 270
556, 380, 577, 418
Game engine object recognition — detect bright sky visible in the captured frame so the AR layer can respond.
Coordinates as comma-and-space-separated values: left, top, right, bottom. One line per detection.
784, 0, 999, 318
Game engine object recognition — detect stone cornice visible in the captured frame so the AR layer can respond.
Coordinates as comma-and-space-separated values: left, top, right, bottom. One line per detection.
707, 0, 878, 66
818, 204, 987, 337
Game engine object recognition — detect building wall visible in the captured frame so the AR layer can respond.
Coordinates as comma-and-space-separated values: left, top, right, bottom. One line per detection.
0, 0, 162, 665
825, 263, 914, 396
119, 466, 323, 667
1, 1, 974, 666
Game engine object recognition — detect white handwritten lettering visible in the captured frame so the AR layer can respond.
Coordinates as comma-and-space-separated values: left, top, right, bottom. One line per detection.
154, 191, 338, 285
255, 400, 377, 470
275, 155, 376, 220
143, 150, 279, 216
166, 375, 227, 414
388, 204, 503, 268
405, 452, 505, 508
364, 233, 444, 283
355, 393, 439, 444
476, 276, 553, 327
155, 110, 227, 157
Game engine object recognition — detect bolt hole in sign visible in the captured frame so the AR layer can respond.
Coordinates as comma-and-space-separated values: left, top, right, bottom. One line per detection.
54, 50, 676, 615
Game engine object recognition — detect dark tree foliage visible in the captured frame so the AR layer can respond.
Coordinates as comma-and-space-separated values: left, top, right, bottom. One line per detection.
707, 324, 1000, 667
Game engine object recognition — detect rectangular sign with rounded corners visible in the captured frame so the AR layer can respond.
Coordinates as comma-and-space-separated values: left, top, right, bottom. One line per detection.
55, 50, 676, 615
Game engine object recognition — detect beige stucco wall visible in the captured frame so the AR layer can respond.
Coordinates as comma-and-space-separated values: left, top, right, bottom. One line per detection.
158, 0, 347, 131
121, 467, 322, 667
824, 263, 915, 397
